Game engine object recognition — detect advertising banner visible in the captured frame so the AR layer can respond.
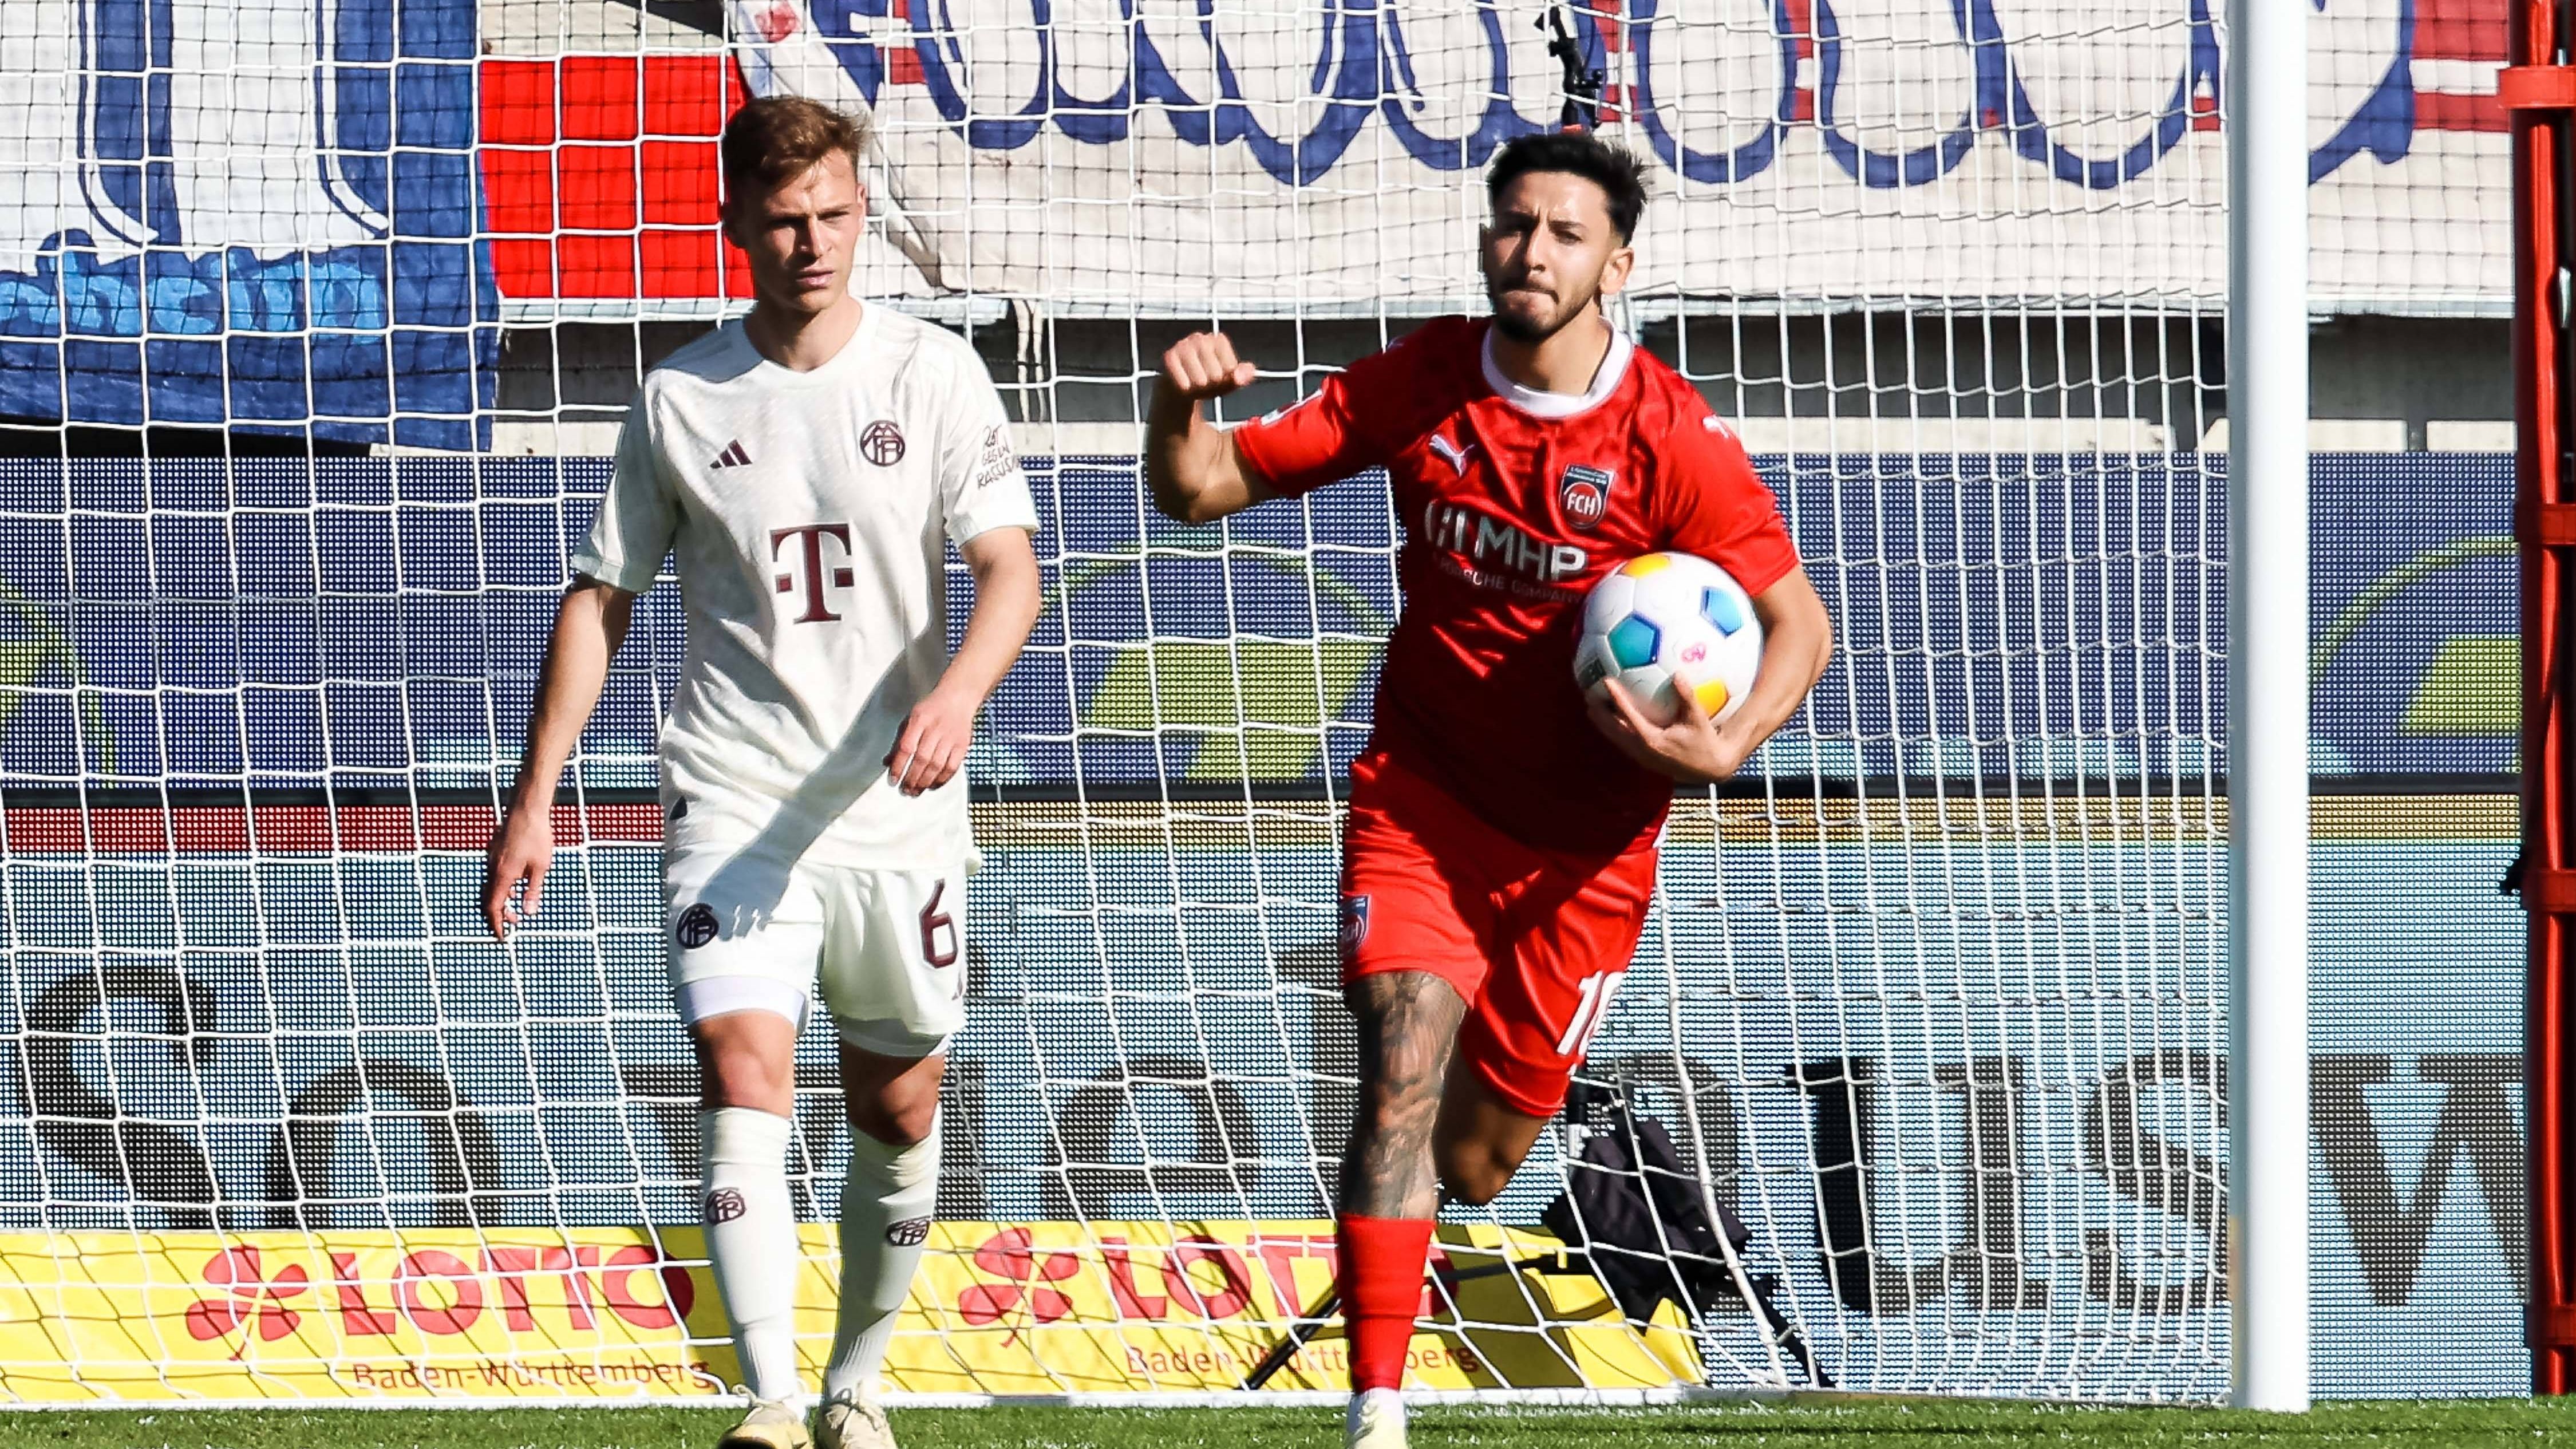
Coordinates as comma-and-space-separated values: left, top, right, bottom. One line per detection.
0, 813, 2527, 1400
0, 2, 2522, 439
0, 452, 2515, 791
730, 0, 2511, 312
0, 1223, 1687, 1401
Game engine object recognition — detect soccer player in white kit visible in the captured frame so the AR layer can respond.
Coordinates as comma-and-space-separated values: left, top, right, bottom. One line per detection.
482, 97, 1041, 1449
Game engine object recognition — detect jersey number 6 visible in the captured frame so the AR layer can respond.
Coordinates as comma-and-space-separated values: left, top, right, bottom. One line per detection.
918, 881, 959, 969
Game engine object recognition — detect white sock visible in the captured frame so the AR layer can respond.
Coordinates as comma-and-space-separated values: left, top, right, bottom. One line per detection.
701, 1107, 802, 1402
823, 1119, 940, 1403
1348, 1387, 1404, 1438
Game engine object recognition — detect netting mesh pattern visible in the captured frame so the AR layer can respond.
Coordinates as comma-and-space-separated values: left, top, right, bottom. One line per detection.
0, 0, 2526, 1406
0, 452, 2523, 1400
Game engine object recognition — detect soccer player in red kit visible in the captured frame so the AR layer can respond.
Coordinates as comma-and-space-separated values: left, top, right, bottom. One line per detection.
1144, 132, 1833, 1448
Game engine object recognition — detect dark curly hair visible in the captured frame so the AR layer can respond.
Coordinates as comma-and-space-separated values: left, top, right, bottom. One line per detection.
1485, 131, 1652, 242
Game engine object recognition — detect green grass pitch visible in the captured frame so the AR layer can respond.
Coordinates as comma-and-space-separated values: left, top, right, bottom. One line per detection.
0, 1400, 2568, 1449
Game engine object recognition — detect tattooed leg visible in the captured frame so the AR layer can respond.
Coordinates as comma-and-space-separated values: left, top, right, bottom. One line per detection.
1338, 970, 1470, 1221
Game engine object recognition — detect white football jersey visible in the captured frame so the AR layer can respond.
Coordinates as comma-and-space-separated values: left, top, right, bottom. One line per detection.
574, 304, 1038, 868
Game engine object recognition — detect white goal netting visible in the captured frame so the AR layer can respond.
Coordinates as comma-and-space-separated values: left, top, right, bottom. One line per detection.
0, 0, 2513, 1408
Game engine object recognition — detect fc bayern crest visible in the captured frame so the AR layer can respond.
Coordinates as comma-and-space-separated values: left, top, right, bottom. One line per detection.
675, 903, 720, 949
1560, 464, 1615, 530
861, 420, 906, 466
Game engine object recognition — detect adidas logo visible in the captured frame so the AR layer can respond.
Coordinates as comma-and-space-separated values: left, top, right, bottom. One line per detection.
710, 439, 753, 469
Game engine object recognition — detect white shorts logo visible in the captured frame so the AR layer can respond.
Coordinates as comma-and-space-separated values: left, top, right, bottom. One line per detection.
674, 903, 720, 950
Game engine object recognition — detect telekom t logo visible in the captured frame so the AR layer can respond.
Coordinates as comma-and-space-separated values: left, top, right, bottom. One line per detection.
771, 524, 856, 623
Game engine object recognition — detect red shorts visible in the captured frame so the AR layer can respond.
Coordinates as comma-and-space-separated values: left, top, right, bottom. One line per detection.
1338, 751, 1659, 1118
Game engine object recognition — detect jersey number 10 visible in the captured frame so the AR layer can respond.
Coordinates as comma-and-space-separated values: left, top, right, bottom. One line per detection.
1555, 970, 1626, 1059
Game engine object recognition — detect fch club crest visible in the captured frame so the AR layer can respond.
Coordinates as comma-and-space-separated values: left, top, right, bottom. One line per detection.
1339, 895, 1372, 952
1560, 465, 1615, 530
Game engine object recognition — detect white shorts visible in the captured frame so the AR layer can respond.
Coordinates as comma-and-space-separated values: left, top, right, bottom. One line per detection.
663, 839, 970, 1058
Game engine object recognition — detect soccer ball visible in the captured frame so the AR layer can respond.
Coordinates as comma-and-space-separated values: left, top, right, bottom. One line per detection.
1574, 552, 1764, 727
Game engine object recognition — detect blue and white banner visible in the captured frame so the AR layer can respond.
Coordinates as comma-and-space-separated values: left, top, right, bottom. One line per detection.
745, 0, 2508, 310
0, 0, 492, 445
0, 1, 2525, 442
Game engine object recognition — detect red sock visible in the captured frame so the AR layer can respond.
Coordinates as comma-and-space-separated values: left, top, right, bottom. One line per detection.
1337, 1213, 1435, 1393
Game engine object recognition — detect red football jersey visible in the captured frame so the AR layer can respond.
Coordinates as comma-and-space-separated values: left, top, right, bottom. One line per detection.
1232, 316, 1800, 856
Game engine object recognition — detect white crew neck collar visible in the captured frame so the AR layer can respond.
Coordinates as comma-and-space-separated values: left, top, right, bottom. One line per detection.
1480, 322, 1633, 419
740, 298, 876, 385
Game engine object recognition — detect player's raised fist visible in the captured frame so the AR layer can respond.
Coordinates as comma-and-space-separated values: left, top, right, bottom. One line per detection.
1160, 332, 1257, 400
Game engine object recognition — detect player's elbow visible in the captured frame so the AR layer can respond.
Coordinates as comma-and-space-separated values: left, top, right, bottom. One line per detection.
1763, 579, 1835, 688
1149, 434, 1263, 524
1145, 460, 1226, 525
1151, 481, 1230, 526
1800, 607, 1836, 688
560, 577, 637, 653
1147, 476, 1200, 524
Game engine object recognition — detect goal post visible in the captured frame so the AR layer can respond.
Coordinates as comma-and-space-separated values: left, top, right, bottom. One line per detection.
0, 0, 2524, 1410
2509, 0, 2576, 1396
2224, 0, 2311, 1412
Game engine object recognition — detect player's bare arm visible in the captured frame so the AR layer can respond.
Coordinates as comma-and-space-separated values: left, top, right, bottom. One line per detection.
484, 577, 635, 938
1145, 331, 1273, 523
1589, 564, 1832, 783
884, 526, 1041, 796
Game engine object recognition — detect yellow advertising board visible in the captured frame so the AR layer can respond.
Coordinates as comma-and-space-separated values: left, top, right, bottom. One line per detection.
0, 1222, 1699, 1402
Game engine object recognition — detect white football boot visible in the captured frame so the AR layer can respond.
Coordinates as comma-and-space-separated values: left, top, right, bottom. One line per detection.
716, 1399, 813, 1449
1346, 1387, 1408, 1449
815, 1394, 898, 1449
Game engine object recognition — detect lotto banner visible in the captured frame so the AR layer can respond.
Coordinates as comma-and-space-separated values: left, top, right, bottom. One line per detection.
0, 1222, 1690, 1401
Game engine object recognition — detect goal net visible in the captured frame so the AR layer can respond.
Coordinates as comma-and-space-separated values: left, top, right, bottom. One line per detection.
0, 0, 2511, 1409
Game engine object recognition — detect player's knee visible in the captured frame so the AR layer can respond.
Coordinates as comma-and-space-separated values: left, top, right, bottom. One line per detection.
689, 1002, 803, 1112
1355, 1071, 1443, 1134
1357, 1027, 1431, 1081
850, 1088, 938, 1148
1436, 1148, 1514, 1207
700, 1059, 792, 1114
844, 1056, 944, 1146
1357, 1029, 1455, 1105
696, 1042, 795, 1113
